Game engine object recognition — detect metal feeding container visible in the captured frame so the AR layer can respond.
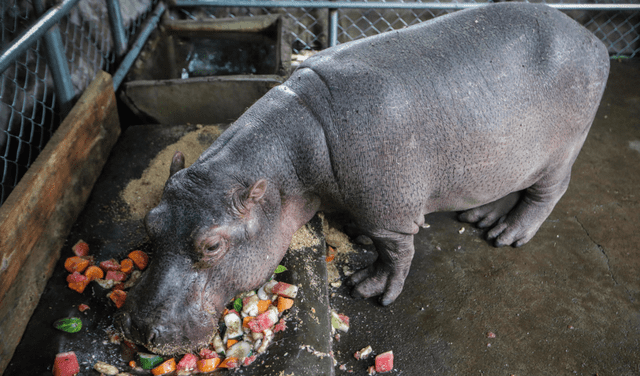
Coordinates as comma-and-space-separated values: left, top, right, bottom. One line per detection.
120, 14, 291, 125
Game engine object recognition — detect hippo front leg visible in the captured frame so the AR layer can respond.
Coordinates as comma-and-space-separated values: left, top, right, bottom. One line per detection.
349, 229, 415, 306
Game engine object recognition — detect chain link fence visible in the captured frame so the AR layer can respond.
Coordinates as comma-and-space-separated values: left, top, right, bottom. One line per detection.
174, 1, 640, 55
1, 0, 157, 205
2, 0, 640, 207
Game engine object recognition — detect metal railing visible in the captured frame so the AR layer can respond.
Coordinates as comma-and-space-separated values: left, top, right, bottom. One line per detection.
1, 0, 639, 207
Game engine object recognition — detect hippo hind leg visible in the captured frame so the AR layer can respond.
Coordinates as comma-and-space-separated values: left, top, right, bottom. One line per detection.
484, 169, 572, 248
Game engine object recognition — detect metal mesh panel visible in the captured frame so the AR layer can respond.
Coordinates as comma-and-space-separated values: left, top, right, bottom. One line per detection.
174, 1, 640, 56
1, 0, 58, 204
1, 0, 158, 206
62, 4, 113, 96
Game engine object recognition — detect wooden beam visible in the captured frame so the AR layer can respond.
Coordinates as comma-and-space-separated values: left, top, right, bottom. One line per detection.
0, 70, 120, 373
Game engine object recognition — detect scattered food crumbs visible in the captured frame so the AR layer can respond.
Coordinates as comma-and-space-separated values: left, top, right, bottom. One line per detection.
93, 361, 119, 375
354, 345, 373, 360
331, 310, 350, 333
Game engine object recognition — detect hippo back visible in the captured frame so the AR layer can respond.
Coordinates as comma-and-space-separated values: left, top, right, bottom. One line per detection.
285, 2, 609, 232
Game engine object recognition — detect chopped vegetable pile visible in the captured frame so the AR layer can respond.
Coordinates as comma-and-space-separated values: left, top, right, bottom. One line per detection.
62, 240, 148, 311
56, 239, 298, 374
122, 271, 298, 375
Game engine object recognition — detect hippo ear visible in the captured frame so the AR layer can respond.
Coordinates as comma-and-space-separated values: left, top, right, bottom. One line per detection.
232, 179, 268, 215
169, 151, 185, 178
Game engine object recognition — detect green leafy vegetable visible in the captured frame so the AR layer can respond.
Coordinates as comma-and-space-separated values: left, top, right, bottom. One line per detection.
138, 353, 164, 369
233, 298, 243, 313
53, 317, 82, 333
274, 265, 288, 274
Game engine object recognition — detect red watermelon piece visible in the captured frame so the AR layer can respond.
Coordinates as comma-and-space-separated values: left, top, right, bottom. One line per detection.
177, 353, 198, 371
375, 351, 394, 373
53, 351, 80, 376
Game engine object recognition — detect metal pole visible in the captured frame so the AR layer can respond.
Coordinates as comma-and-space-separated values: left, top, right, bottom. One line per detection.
33, 0, 75, 116
106, 0, 129, 57
328, 8, 338, 48
0, 0, 82, 75
112, 2, 166, 90
174, 0, 640, 11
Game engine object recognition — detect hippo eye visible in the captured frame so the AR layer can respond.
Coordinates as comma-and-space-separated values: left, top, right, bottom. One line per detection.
199, 237, 227, 263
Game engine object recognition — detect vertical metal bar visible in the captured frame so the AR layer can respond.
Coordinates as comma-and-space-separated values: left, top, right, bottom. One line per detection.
112, 2, 166, 90
328, 8, 338, 47
34, 0, 75, 116
106, 0, 128, 57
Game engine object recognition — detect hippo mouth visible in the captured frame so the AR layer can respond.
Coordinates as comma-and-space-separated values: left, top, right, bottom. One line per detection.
114, 310, 219, 356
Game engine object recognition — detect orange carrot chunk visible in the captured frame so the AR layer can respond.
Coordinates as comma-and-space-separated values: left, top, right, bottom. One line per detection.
151, 358, 176, 376
256, 299, 272, 314
277, 296, 294, 312
128, 250, 149, 270
108, 289, 127, 308
68, 280, 89, 294
64, 256, 90, 273
218, 357, 239, 369
196, 358, 221, 372
84, 265, 104, 281
120, 258, 135, 274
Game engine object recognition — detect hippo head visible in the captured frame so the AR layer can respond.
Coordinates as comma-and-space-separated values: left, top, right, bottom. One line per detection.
115, 151, 313, 355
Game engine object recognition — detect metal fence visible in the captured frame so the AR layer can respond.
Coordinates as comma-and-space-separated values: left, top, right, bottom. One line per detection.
174, 1, 640, 55
1, 0, 160, 205
2, 0, 640, 207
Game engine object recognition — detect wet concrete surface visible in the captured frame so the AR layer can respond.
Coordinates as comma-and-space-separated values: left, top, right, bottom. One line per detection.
6, 59, 640, 375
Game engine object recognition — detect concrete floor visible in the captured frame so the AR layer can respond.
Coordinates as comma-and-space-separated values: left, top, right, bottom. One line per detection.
5, 60, 640, 375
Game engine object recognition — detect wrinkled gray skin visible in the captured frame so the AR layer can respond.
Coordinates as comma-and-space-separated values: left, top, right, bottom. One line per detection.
115, 3, 609, 355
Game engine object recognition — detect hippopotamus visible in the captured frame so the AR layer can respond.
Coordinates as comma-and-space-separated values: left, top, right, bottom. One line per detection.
115, 2, 609, 354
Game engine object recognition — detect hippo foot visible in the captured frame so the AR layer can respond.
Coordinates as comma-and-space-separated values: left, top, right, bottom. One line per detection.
485, 192, 559, 248
458, 191, 522, 228
348, 230, 415, 306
